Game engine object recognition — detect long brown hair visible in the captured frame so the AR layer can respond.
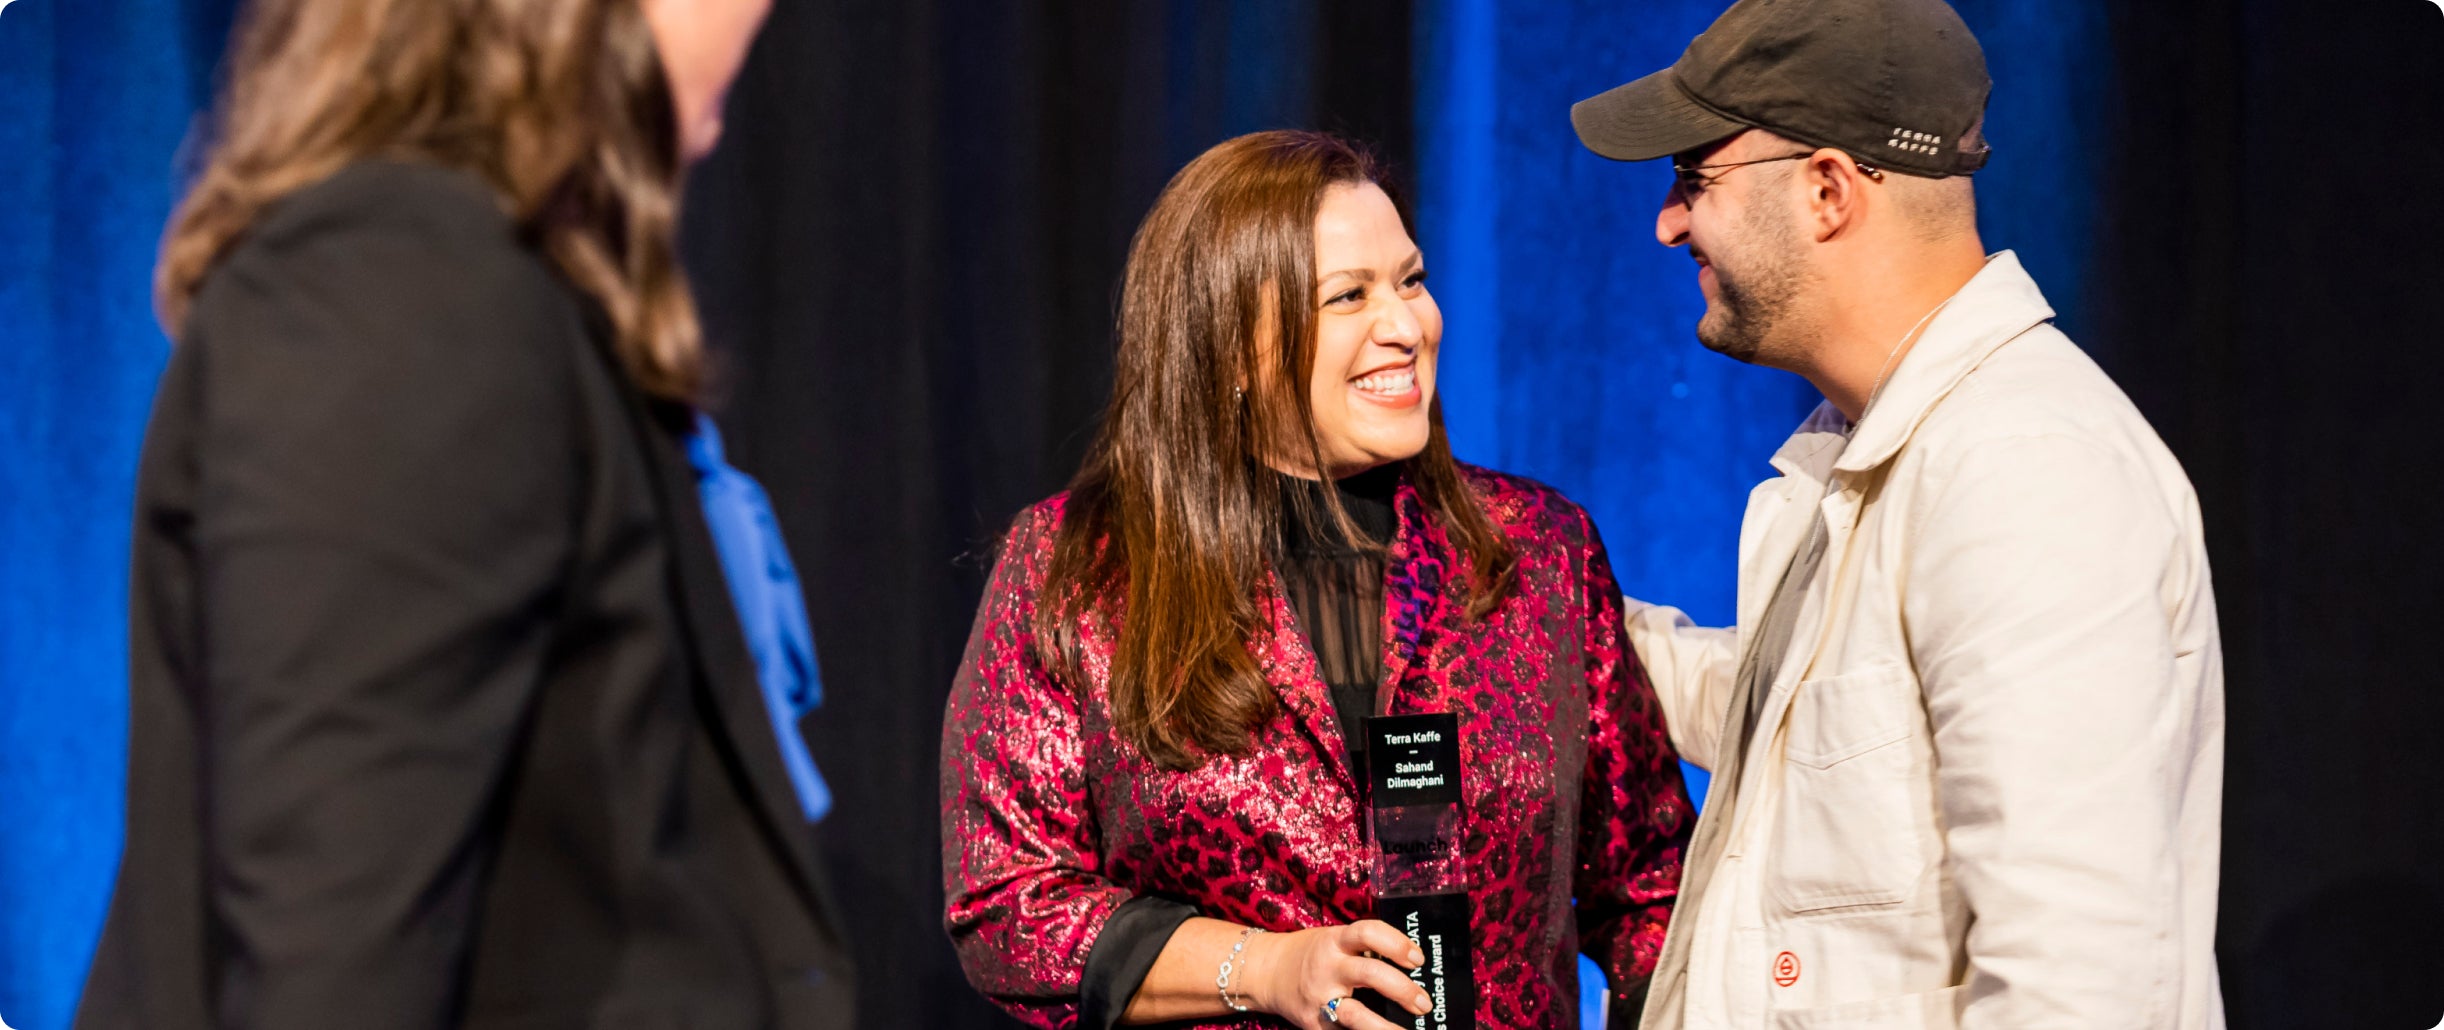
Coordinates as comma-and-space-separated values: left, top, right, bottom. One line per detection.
1038, 130, 1516, 771
157, 0, 704, 402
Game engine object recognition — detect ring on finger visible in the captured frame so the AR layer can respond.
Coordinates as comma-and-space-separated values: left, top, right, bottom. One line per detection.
1323, 996, 1348, 1024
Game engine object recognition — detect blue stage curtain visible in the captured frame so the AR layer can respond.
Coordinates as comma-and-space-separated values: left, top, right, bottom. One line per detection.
1409, 2, 2101, 1023
0, 1, 231, 1027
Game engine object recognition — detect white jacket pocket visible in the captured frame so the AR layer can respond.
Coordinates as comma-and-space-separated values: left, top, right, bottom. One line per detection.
1770, 663, 1932, 912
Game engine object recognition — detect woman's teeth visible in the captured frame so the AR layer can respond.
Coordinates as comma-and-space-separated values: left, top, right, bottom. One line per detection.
1353, 367, 1416, 395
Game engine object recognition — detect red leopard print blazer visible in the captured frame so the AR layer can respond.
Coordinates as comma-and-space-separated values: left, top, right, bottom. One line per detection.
941, 467, 1693, 1027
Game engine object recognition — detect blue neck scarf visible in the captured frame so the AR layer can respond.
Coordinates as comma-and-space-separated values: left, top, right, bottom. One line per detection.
685, 413, 831, 823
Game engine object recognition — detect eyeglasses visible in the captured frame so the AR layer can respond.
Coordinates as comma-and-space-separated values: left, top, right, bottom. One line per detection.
1670, 152, 1887, 198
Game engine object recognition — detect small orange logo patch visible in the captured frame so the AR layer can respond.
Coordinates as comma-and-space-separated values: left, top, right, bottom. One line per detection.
1772, 950, 1801, 987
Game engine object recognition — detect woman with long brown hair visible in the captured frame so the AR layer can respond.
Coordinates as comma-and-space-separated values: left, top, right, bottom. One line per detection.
80, 0, 855, 1026
941, 131, 1694, 1029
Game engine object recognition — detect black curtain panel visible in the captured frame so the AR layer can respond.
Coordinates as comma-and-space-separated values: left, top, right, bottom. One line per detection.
2089, 3, 2444, 1028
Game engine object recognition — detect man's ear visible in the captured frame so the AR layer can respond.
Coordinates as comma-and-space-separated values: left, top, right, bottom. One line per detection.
1801, 147, 1873, 242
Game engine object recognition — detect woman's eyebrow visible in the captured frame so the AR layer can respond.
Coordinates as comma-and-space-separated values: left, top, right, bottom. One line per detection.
1317, 252, 1425, 288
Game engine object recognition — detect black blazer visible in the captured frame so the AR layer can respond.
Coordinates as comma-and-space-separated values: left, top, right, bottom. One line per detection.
78, 162, 854, 1030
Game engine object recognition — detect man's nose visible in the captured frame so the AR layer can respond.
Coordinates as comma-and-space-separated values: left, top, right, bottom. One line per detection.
1657, 186, 1691, 248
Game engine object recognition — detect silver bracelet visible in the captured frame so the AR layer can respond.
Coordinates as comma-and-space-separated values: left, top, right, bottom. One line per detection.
1216, 925, 1262, 1013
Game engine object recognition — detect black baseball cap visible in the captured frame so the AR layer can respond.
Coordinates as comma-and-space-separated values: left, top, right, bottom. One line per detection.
1571, 0, 1992, 178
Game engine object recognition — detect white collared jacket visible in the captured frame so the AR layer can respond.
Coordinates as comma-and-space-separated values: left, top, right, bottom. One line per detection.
1628, 252, 2226, 1030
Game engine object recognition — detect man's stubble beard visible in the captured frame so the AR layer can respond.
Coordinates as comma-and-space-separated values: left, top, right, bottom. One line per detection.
1695, 195, 1814, 370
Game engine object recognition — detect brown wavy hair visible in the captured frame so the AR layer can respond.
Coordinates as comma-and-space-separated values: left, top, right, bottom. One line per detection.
156, 0, 703, 402
1037, 130, 1517, 771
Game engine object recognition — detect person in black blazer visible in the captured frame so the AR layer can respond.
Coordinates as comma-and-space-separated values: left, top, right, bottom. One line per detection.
76, 0, 853, 1026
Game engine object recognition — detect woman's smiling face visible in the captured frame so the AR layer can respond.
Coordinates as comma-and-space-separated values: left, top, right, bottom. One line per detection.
1299, 181, 1441, 479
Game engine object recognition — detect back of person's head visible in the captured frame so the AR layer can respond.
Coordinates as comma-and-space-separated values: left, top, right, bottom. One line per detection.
1753, 124, 1983, 252
1875, 120, 1983, 246
159, 0, 704, 402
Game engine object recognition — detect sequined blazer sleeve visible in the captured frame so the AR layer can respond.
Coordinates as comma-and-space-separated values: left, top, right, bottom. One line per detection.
1569, 505, 1693, 1016
940, 501, 1118, 1028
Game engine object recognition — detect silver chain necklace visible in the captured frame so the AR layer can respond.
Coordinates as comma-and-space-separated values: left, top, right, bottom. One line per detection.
1847, 295, 1955, 436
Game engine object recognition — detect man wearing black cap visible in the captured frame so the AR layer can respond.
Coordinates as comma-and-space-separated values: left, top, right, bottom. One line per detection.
1572, 1, 2227, 1028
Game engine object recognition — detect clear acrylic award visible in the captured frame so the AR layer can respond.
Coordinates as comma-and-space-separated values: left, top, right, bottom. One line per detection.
1362, 712, 1475, 1030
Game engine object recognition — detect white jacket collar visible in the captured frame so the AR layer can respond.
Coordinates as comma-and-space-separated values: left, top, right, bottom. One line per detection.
1766, 403, 1852, 487
1830, 250, 2057, 475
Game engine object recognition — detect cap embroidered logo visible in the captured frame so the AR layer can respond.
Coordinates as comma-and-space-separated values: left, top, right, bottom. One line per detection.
1886, 129, 1945, 155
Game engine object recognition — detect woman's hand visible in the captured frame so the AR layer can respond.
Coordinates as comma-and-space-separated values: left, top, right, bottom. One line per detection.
1242, 921, 1434, 1030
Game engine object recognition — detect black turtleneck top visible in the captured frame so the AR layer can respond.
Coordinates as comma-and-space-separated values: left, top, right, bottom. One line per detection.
1074, 464, 1402, 1028
1273, 462, 1399, 775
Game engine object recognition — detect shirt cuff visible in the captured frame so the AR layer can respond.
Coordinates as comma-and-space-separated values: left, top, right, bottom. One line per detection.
1078, 894, 1199, 1029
